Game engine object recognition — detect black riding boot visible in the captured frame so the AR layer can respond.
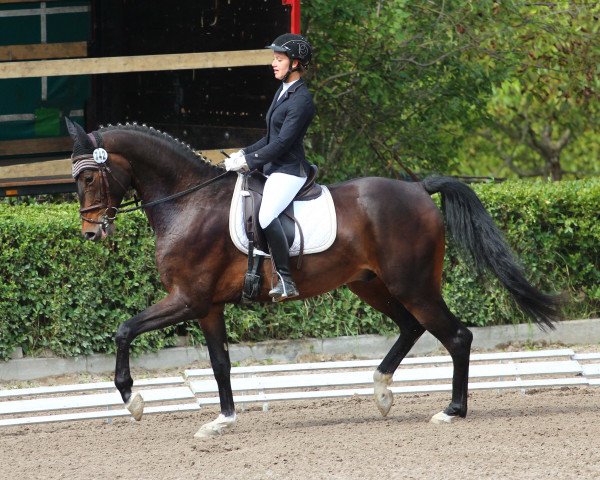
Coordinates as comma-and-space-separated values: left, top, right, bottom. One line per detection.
263, 218, 299, 301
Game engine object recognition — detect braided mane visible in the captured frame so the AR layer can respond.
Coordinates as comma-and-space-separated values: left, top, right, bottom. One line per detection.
98, 122, 224, 172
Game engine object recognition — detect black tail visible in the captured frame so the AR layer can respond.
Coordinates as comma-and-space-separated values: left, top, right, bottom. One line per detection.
422, 176, 561, 330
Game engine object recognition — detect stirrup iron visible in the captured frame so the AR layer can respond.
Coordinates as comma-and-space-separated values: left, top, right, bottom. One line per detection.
269, 272, 299, 301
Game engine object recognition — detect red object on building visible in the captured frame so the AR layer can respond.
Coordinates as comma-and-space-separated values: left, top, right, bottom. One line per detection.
282, 0, 301, 33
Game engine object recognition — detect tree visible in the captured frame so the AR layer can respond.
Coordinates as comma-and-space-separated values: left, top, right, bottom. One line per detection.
302, 0, 497, 182
467, 1, 600, 180
302, 1, 599, 182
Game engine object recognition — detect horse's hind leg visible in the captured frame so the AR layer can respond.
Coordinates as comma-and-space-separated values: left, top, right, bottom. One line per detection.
402, 297, 473, 423
348, 280, 425, 417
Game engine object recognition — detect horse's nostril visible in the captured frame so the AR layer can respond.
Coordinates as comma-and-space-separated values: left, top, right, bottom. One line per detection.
84, 231, 97, 241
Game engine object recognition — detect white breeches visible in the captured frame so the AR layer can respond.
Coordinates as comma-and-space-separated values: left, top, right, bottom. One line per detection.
259, 172, 307, 228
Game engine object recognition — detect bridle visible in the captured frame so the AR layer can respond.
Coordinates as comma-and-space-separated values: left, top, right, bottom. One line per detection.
72, 132, 229, 231
73, 155, 130, 230
71, 132, 130, 230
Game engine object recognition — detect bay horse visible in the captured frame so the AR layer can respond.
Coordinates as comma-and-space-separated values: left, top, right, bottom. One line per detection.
66, 118, 561, 438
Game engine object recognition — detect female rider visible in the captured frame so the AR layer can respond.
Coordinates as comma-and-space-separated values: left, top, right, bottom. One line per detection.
225, 34, 315, 301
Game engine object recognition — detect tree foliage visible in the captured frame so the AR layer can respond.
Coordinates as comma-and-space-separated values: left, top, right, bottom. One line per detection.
303, 0, 494, 181
302, 0, 599, 182
460, 1, 600, 180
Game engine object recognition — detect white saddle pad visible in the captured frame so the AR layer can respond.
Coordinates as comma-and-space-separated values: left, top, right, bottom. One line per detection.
229, 173, 337, 257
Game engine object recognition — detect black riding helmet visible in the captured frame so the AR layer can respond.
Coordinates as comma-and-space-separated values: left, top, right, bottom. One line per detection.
266, 33, 312, 81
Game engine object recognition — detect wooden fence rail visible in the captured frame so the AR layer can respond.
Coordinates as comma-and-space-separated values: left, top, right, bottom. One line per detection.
0, 50, 272, 79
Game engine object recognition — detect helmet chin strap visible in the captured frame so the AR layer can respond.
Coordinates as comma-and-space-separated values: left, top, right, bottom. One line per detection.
282, 60, 302, 82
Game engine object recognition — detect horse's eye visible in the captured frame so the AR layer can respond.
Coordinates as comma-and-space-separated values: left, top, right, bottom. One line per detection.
84, 174, 94, 185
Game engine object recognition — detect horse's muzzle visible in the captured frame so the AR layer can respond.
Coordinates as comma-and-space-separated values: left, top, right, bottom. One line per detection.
82, 222, 114, 241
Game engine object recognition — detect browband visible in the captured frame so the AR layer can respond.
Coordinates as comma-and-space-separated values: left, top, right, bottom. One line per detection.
71, 132, 107, 178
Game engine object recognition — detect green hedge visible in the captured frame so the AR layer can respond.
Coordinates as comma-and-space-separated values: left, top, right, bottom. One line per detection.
441, 179, 599, 326
0, 178, 598, 360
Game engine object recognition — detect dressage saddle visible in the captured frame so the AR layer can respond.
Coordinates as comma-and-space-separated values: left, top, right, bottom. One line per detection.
241, 165, 322, 254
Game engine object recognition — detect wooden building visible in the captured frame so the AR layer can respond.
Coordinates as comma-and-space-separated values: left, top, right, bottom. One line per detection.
0, 0, 300, 196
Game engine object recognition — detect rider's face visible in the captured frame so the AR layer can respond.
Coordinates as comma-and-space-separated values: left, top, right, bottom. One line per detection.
272, 53, 291, 81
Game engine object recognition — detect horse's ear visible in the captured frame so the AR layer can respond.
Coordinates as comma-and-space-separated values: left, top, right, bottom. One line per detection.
65, 117, 87, 142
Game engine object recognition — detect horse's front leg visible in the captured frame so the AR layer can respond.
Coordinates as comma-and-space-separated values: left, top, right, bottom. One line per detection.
194, 304, 237, 439
114, 290, 199, 420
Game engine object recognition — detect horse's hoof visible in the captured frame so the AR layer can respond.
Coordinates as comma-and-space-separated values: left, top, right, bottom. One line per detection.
126, 392, 144, 421
430, 411, 458, 424
374, 389, 394, 417
373, 370, 394, 417
194, 413, 237, 439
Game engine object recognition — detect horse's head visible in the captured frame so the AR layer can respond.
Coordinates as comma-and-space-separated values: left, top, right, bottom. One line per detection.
66, 117, 133, 241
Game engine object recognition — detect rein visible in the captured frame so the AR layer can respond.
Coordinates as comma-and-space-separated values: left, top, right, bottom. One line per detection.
116, 170, 229, 214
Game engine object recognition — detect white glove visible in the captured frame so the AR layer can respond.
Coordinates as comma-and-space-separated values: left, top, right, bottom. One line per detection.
224, 155, 247, 171
228, 149, 244, 159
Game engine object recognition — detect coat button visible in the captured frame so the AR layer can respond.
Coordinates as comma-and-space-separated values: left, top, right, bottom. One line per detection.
254, 153, 258, 157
